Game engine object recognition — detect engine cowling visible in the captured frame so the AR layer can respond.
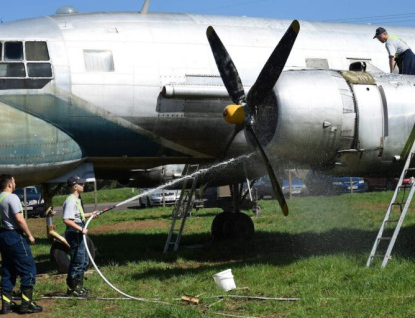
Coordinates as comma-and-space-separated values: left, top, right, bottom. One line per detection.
256, 70, 415, 177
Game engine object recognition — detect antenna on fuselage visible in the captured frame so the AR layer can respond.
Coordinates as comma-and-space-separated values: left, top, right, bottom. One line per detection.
140, 0, 151, 14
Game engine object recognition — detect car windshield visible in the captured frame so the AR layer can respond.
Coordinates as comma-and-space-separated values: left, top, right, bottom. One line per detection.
13, 187, 38, 195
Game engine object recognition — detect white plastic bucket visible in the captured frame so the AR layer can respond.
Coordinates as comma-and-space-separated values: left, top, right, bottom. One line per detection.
212, 269, 236, 291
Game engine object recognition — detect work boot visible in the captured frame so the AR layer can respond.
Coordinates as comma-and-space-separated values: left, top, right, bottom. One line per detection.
0, 290, 16, 314
19, 287, 42, 314
80, 274, 91, 297
67, 276, 89, 298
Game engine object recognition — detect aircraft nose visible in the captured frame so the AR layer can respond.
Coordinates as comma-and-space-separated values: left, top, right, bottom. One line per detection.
0, 100, 83, 184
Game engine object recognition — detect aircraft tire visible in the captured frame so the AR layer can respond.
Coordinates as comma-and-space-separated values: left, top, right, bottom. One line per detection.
50, 236, 96, 274
211, 211, 232, 239
223, 212, 254, 240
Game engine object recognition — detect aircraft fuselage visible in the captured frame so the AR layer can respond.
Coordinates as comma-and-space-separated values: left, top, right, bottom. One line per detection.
0, 12, 414, 185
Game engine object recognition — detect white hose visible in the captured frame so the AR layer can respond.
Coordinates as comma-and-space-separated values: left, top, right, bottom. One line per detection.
82, 155, 253, 304
83, 216, 170, 304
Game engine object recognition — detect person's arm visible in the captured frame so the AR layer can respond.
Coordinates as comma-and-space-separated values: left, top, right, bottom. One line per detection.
85, 211, 99, 219
14, 212, 35, 244
64, 218, 88, 235
389, 56, 395, 73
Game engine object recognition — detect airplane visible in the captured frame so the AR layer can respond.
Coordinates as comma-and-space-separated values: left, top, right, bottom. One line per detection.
1, 0, 415, 239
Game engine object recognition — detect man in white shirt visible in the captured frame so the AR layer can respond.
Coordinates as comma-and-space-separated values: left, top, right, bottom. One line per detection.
374, 27, 415, 75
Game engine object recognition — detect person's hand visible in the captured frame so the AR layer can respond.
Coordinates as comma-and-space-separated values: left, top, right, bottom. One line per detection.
28, 235, 35, 245
92, 211, 99, 219
81, 228, 88, 235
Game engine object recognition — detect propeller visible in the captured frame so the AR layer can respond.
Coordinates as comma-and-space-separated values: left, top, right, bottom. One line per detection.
206, 20, 300, 216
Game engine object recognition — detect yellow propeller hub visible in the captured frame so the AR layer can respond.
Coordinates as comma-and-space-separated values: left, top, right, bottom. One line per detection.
223, 104, 246, 125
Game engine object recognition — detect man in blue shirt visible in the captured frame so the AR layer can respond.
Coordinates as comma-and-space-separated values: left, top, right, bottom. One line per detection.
0, 174, 42, 314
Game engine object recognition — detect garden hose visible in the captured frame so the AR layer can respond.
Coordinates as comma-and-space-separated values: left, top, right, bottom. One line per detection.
83, 215, 170, 305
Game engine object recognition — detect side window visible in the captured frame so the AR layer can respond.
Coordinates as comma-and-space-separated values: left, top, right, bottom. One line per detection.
0, 43, 2, 61
306, 58, 329, 69
84, 50, 114, 72
5, 42, 23, 61
25, 41, 50, 61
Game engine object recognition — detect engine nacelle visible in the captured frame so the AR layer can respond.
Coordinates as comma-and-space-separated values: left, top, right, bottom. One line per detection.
260, 70, 415, 177
118, 164, 186, 188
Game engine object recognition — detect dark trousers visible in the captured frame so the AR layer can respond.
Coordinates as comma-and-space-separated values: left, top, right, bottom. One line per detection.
0, 230, 36, 292
65, 227, 89, 279
396, 49, 415, 75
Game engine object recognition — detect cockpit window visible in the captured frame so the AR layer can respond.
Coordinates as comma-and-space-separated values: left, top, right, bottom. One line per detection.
0, 40, 53, 89
0, 63, 26, 77
27, 63, 52, 77
25, 41, 49, 61
5, 42, 23, 61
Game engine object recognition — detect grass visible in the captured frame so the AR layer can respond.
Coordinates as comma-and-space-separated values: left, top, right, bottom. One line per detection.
19, 190, 415, 317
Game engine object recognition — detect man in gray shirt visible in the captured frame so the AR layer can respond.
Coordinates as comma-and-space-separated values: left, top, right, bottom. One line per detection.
63, 175, 97, 297
374, 27, 415, 75
0, 174, 42, 314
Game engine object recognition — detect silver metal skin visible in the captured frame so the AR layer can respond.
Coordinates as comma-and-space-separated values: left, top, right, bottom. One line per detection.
0, 11, 414, 186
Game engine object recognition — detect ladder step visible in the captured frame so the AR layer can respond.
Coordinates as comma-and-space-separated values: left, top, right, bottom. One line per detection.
367, 129, 415, 268
398, 185, 411, 189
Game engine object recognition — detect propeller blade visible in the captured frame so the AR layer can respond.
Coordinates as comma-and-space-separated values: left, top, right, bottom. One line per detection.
246, 126, 288, 216
206, 26, 246, 104
221, 124, 245, 159
247, 20, 300, 107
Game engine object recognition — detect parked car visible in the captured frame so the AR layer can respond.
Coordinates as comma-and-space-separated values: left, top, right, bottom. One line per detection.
330, 177, 366, 193
305, 171, 366, 195
139, 188, 181, 207
255, 174, 308, 199
254, 176, 274, 199
281, 178, 308, 196
13, 186, 45, 217
364, 177, 412, 191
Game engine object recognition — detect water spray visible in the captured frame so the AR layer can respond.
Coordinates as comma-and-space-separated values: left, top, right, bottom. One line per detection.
83, 154, 253, 302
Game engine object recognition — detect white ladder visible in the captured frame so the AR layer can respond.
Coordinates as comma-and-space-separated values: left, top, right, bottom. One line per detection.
163, 164, 199, 253
366, 139, 415, 267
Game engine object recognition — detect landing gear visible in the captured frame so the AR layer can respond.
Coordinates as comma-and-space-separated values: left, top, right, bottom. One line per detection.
211, 211, 255, 240
211, 211, 232, 239
210, 183, 256, 240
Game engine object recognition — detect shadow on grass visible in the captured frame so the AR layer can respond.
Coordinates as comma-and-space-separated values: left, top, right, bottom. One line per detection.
34, 224, 415, 276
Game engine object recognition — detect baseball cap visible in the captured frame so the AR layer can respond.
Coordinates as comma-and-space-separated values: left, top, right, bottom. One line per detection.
67, 175, 86, 186
373, 27, 387, 39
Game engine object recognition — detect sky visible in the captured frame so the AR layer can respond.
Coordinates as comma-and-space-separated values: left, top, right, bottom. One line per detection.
2, 0, 415, 27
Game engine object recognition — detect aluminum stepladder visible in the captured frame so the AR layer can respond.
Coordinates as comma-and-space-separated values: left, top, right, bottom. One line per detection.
366, 137, 415, 268
163, 164, 199, 253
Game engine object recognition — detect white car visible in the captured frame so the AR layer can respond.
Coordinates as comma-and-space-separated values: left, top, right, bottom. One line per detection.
140, 188, 181, 207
